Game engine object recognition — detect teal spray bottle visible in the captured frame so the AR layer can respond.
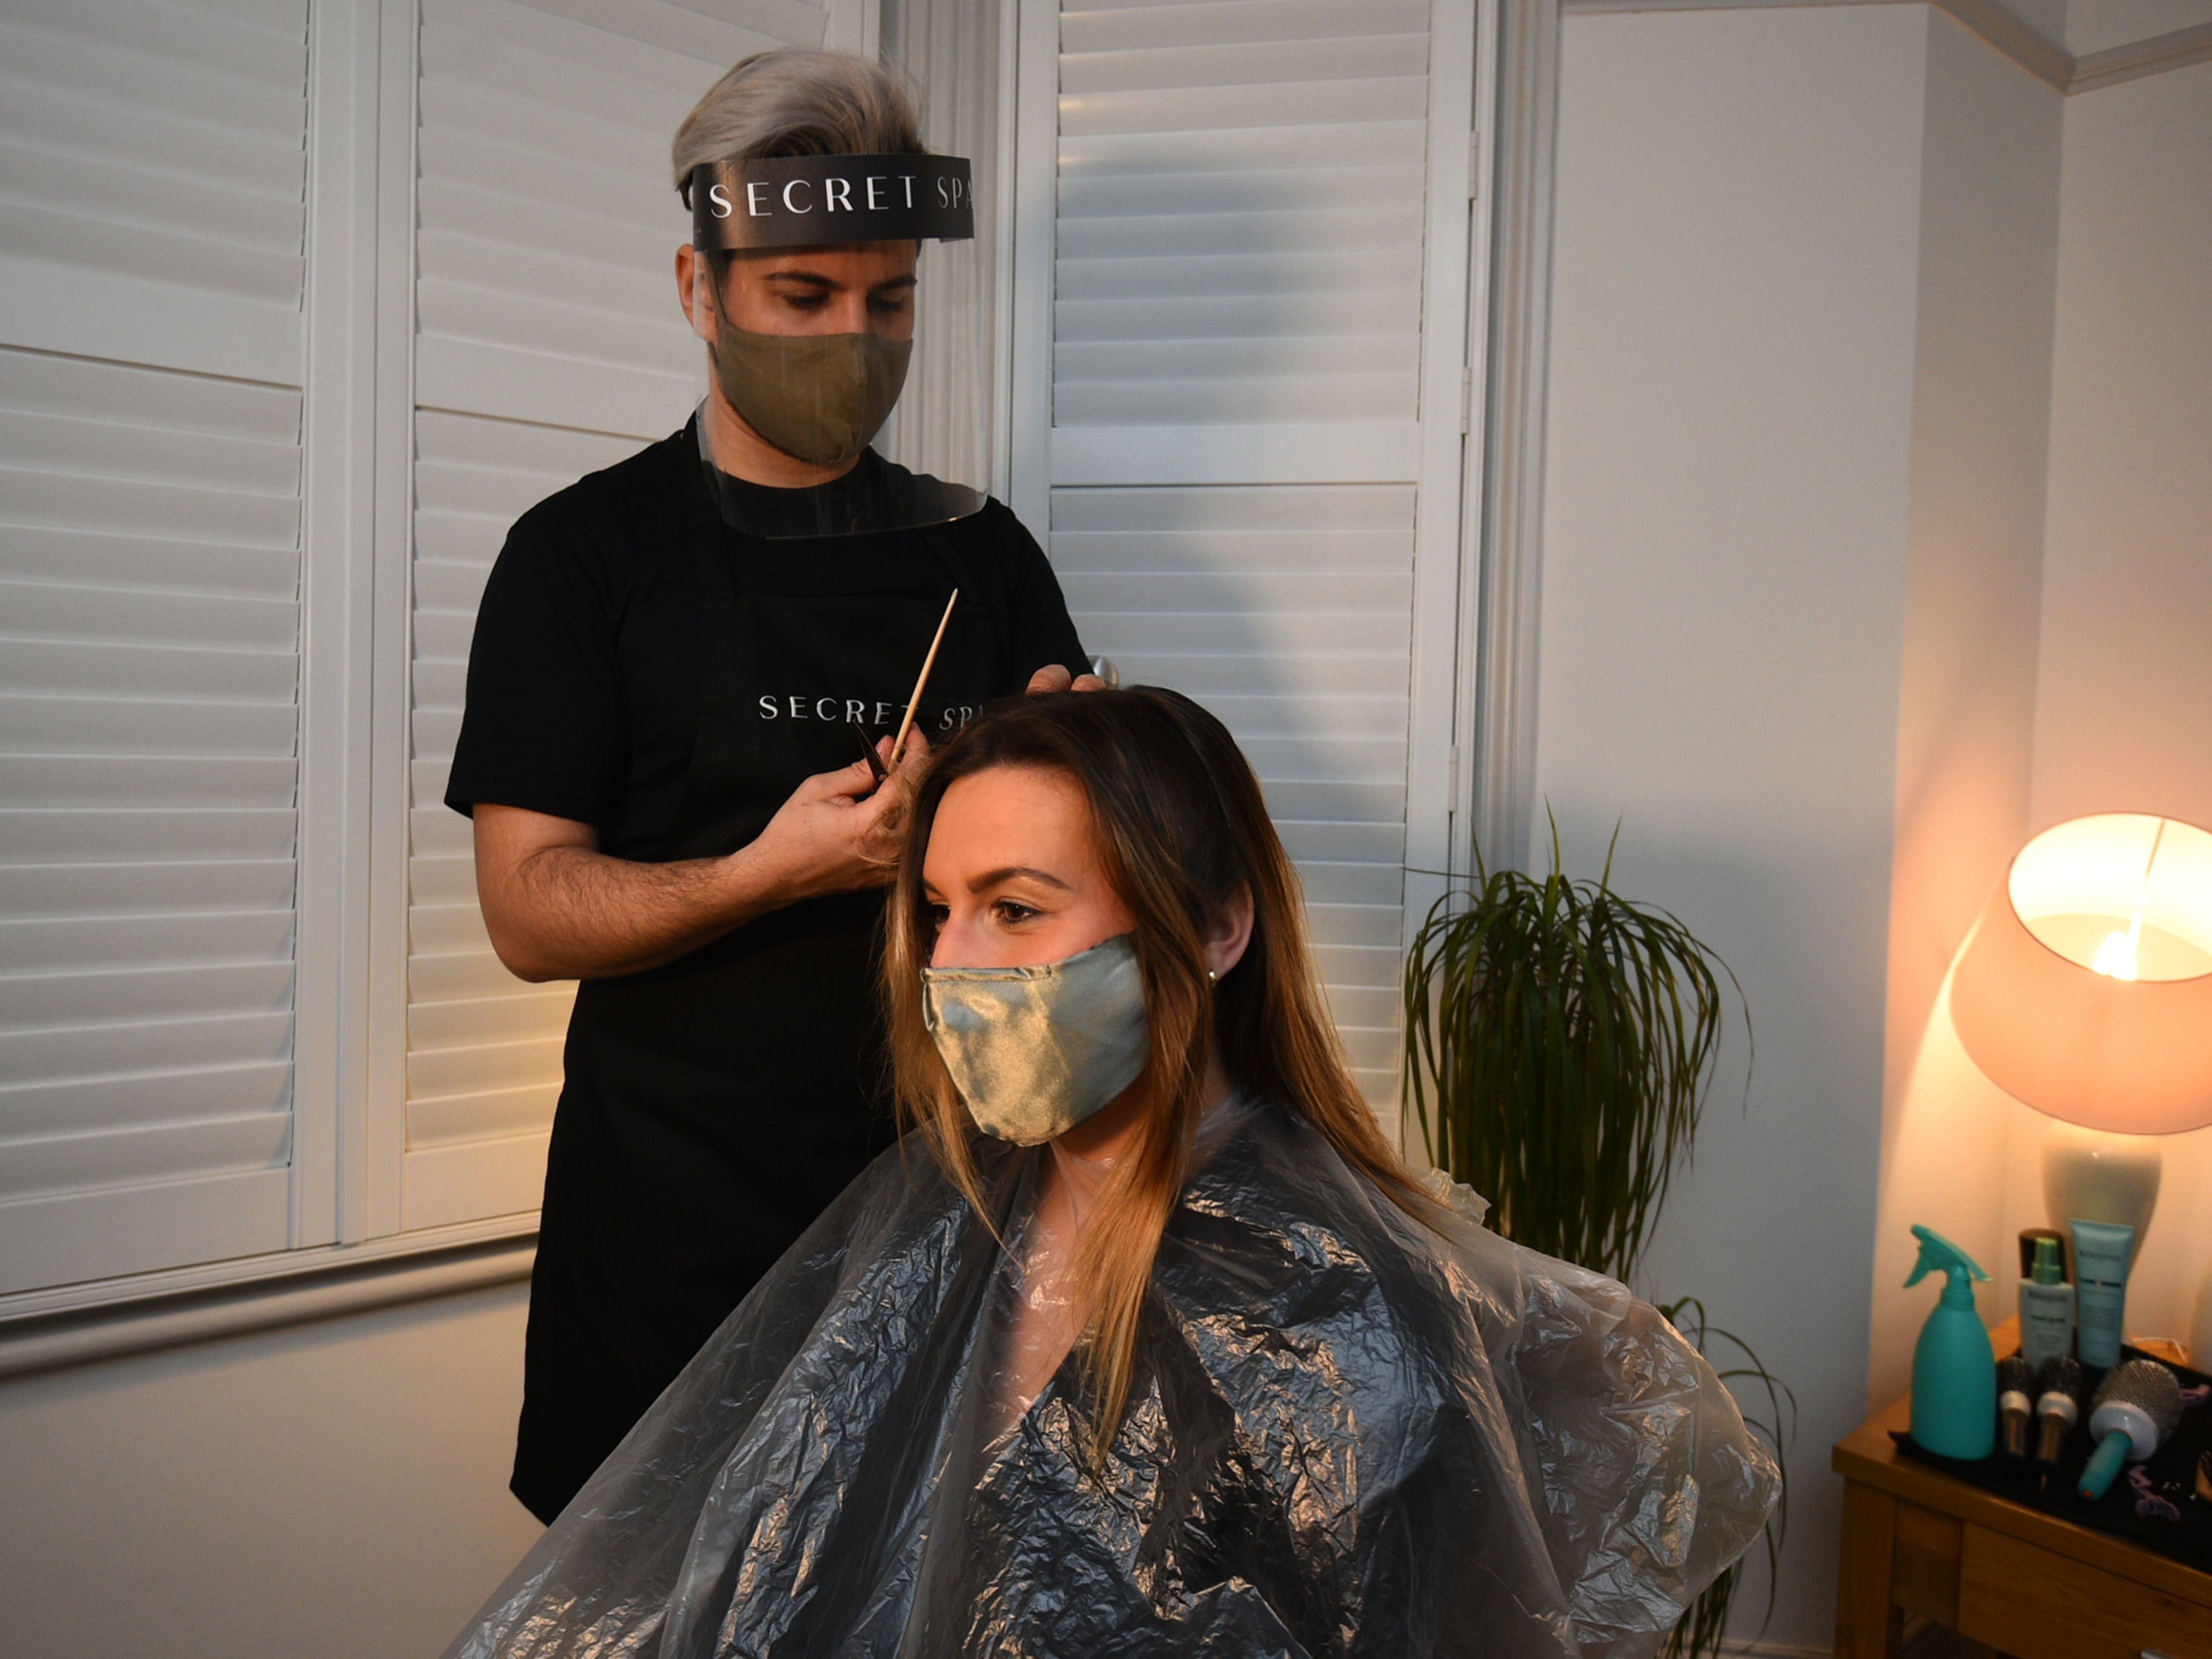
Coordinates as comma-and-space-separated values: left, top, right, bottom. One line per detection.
1906, 1225, 1995, 1460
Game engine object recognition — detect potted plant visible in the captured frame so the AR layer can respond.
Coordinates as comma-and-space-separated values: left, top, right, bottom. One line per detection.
1402, 828, 1791, 1659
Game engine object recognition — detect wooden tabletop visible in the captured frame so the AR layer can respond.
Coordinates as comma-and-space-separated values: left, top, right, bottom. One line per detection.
1832, 1363, 2212, 1607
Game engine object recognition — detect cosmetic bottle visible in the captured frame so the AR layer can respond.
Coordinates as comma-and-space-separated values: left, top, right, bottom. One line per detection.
2017, 1234, 2075, 1371
2017, 1226, 2067, 1281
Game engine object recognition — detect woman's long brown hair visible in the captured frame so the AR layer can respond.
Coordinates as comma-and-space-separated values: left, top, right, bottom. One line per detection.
883, 686, 1433, 1455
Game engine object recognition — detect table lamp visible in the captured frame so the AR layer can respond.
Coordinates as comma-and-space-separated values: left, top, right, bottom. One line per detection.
1950, 814, 2212, 1318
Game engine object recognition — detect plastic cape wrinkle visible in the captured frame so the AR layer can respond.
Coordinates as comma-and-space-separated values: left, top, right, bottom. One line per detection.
1509, 1263, 1775, 1655
1404, 1169, 1778, 1655
663, 1187, 990, 1657
1157, 1142, 1570, 1658
443, 1146, 1000, 1659
443, 1101, 1778, 1658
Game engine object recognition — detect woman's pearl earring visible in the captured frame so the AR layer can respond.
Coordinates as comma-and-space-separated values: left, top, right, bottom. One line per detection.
1206, 969, 1218, 985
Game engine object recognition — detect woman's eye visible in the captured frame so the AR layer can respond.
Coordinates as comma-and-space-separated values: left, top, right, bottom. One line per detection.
925, 904, 949, 933
992, 900, 1037, 925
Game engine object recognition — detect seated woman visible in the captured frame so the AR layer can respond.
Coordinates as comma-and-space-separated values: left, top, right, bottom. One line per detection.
448, 689, 1778, 1659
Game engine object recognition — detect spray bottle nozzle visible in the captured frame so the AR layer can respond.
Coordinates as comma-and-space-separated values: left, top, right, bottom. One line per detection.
1905, 1224, 1990, 1307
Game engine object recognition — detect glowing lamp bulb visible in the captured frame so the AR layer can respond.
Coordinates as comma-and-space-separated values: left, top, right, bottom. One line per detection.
2092, 928, 2139, 981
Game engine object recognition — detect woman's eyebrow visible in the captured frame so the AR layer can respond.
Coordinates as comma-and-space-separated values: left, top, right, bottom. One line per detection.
970, 866, 1072, 893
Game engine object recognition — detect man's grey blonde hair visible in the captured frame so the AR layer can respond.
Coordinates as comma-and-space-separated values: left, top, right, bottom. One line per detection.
672, 49, 924, 204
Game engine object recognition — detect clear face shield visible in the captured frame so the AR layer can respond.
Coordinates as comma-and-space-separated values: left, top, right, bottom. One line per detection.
686, 152, 990, 539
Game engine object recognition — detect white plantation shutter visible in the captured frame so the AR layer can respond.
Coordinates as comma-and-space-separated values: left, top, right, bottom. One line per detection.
1015, 0, 1483, 1110
411, 0, 811, 437
1050, 1, 1429, 456
0, 0, 310, 386
400, 414, 630, 1229
1049, 483, 1416, 1093
394, 0, 860, 1231
0, 0, 310, 1292
0, 0, 1488, 1307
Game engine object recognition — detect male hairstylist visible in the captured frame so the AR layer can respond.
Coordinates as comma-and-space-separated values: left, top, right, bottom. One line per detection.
447, 49, 1100, 1523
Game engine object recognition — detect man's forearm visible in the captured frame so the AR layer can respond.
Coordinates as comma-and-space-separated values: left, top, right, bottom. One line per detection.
473, 751, 907, 982
488, 842, 785, 981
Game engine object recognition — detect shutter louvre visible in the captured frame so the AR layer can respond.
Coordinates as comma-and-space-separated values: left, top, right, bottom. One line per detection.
399, 0, 840, 1231
0, 1, 308, 385
0, 0, 308, 1293
1035, 0, 1458, 1109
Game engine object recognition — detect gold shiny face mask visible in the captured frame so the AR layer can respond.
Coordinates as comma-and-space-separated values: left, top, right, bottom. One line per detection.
919, 936, 1150, 1146
712, 321, 912, 469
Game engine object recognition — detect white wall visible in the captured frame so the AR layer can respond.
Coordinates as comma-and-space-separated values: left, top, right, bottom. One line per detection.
1543, 5, 2073, 1646
1863, 10, 2062, 1411
2012, 58, 2212, 1348
2033, 61, 2212, 841
1543, 9, 1930, 1646
0, 1287, 540, 1659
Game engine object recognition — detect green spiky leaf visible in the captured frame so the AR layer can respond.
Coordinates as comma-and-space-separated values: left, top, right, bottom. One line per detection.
1402, 821, 1788, 1658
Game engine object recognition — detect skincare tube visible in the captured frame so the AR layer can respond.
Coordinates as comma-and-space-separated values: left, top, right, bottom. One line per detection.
2071, 1218, 2134, 1371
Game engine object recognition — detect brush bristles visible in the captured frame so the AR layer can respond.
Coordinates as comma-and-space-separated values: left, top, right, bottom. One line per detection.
2091, 1359, 2183, 1437
2036, 1354, 2081, 1399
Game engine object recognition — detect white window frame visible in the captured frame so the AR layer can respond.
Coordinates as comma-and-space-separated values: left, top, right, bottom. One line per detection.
1, 0, 1501, 1347
0, 0, 872, 1340
1004, 0, 1502, 1138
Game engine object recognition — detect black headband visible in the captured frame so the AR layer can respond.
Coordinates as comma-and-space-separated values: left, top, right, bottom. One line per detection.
689, 153, 974, 251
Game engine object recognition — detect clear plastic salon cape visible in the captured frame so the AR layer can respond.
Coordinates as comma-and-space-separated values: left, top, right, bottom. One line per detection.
448, 1099, 1778, 1658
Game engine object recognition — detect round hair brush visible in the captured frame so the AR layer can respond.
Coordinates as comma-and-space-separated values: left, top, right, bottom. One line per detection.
1996, 1355, 2034, 1458
2079, 1360, 2183, 1500
2033, 1354, 2082, 1467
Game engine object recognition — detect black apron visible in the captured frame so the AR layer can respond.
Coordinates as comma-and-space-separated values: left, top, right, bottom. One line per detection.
512, 450, 1012, 1523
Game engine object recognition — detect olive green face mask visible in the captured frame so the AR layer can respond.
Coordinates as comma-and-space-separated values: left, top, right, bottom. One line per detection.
712, 320, 913, 469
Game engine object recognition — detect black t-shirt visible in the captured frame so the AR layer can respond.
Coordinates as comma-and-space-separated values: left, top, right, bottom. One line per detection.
456, 428, 1087, 1526
446, 431, 1087, 858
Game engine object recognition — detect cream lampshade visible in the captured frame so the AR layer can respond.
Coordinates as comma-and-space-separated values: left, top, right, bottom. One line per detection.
1951, 813, 2212, 1276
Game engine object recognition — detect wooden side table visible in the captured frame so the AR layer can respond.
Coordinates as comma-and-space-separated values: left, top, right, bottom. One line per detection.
1832, 1392, 2212, 1658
